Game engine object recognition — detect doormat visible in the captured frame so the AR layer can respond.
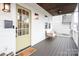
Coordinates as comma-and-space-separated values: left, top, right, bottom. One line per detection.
18, 47, 37, 56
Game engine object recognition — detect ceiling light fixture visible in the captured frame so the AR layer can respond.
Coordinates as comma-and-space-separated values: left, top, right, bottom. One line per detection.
57, 9, 62, 14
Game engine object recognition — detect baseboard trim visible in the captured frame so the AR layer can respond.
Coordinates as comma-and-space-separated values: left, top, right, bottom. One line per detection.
16, 45, 31, 54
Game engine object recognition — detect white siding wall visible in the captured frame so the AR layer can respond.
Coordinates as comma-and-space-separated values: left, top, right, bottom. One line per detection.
52, 15, 70, 35
0, 3, 16, 54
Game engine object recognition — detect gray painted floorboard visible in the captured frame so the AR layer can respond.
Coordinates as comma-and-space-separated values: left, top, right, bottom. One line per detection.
31, 36, 78, 56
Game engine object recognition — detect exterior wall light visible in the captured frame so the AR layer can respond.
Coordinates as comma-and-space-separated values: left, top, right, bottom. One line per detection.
2, 3, 11, 12
34, 13, 39, 19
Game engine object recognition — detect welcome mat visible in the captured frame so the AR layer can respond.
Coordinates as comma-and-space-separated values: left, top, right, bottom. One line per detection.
18, 47, 37, 56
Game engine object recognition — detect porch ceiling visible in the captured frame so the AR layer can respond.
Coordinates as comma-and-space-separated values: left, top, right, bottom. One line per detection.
37, 3, 77, 16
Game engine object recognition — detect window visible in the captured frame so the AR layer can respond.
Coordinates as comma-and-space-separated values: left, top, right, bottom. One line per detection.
62, 13, 72, 24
